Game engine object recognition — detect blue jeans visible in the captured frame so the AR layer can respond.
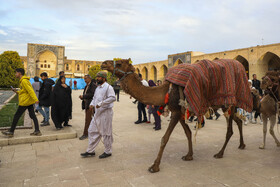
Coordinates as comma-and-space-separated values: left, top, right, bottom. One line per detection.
36, 105, 50, 122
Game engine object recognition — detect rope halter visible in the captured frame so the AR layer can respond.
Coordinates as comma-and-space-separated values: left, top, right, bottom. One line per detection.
112, 60, 134, 81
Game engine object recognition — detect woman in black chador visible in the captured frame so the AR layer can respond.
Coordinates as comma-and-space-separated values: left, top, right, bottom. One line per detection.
51, 76, 72, 130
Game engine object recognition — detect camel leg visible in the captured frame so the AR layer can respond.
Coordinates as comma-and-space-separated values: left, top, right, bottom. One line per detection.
148, 111, 180, 173
234, 115, 246, 149
179, 119, 193, 161
214, 107, 234, 158
259, 114, 268, 149
269, 115, 280, 147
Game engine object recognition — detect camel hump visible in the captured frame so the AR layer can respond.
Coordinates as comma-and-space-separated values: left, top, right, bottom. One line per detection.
165, 58, 253, 117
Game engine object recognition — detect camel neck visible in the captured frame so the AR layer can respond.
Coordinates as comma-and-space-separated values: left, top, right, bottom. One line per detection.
120, 73, 169, 106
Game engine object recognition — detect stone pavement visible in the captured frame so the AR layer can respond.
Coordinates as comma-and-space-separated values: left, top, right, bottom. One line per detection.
0, 90, 14, 105
1, 90, 280, 186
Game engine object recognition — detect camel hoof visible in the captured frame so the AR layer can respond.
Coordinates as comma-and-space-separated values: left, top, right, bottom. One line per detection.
213, 153, 223, 159
182, 155, 193, 161
238, 144, 246, 149
148, 164, 160, 173
259, 144, 265, 149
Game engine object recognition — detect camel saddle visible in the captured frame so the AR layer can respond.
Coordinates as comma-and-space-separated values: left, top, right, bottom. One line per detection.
165, 59, 253, 118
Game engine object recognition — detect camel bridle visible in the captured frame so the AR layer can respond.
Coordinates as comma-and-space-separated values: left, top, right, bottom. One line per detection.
264, 76, 280, 102
268, 84, 279, 102
263, 76, 279, 88
112, 60, 133, 81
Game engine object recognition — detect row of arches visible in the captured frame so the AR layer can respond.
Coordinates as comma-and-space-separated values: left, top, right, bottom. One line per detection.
137, 52, 280, 81
135, 65, 168, 81
194, 52, 280, 78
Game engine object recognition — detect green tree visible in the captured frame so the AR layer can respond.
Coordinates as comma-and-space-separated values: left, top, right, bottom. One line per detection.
107, 71, 117, 85
88, 64, 116, 85
88, 64, 101, 79
0, 51, 24, 88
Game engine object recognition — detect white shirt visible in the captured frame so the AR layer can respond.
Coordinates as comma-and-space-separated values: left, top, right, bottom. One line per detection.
90, 82, 116, 109
141, 79, 149, 87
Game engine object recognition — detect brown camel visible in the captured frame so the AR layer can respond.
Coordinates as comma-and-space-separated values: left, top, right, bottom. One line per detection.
101, 59, 251, 173
259, 71, 280, 149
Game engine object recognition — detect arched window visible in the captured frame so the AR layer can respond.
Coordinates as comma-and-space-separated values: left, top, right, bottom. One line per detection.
88, 65, 90, 71
77, 64, 80, 71
66, 64, 69, 70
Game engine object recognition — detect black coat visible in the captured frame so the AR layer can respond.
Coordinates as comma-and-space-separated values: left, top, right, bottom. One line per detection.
82, 80, 97, 110
39, 78, 55, 107
113, 80, 121, 90
51, 78, 72, 128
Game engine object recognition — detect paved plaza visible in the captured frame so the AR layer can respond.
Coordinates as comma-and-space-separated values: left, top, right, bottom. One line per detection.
1, 90, 280, 187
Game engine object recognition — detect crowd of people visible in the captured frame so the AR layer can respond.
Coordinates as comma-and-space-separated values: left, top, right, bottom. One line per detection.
132, 74, 162, 130
1, 68, 119, 159
1, 69, 74, 137
1, 67, 267, 161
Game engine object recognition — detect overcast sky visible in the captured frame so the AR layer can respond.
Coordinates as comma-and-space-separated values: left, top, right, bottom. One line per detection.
0, 0, 280, 64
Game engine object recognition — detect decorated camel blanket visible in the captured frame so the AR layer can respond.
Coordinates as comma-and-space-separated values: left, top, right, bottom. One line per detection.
165, 59, 253, 117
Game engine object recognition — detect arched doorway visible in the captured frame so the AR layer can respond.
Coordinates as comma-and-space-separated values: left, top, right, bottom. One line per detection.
213, 57, 219, 60
141, 67, 148, 80
235, 55, 249, 78
261, 52, 280, 71
36, 50, 57, 77
136, 68, 140, 75
159, 65, 168, 80
174, 58, 183, 66
150, 66, 157, 81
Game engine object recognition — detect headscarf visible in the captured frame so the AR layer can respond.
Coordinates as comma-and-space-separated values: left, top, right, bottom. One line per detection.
54, 76, 65, 89
148, 80, 156, 87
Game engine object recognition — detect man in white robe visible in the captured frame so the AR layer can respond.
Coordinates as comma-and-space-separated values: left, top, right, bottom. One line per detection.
81, 71, 116, 159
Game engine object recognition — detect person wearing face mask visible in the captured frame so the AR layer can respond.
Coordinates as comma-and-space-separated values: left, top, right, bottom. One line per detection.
81, 71, 116, 159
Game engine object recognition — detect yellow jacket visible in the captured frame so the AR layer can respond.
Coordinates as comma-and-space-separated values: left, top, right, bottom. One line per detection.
17, 76, 38, 106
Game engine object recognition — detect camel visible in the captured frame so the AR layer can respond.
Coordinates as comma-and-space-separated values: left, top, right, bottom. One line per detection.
259, 71, 280, 149
101, 58, 252, 173
249, 87, 261, 124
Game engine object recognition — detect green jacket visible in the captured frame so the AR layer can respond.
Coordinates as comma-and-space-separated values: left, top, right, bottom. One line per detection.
17, 76, 38, 106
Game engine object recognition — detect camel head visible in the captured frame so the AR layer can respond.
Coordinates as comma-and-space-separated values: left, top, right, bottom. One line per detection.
101, 58, 135, 79
251, 88, 260, 110
261, 71, 280, 90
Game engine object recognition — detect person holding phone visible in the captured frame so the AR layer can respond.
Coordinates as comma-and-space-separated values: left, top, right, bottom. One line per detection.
2, 68, 42, 137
